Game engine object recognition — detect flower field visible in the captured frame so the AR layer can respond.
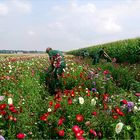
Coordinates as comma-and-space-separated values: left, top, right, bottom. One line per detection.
0, 54, 140, 139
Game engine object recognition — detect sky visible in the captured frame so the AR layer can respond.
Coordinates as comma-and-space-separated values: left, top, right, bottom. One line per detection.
0, 0, 140, 51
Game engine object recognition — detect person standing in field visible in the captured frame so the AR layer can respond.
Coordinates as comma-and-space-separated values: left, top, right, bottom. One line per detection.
81, 50, 89, 59
92, 47, 112, 65
46, 47, 66, 94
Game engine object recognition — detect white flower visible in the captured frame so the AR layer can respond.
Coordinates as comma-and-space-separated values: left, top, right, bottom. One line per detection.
48, 108, 52, 112
8, 98, 13, 105
79, 86, 81, 88
0, 115, 2, 118
115, 122, 124, 134
86, 90, 89, 93
8, 65, 12, 69
91, 98, 96, 106
75, 92, 79, 95
134, 106, 139, 112
138, 99, 140, 102
63, 68, 65, 72
95, 97, 98, 100
78, 97, 84, 104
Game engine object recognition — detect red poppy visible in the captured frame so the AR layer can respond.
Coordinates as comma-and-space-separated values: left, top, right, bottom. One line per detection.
54, 103, 61, 110
40, 115, 47, 121
0, 103, 7, 110
103, 70, 109, 75
118, 111, 125, 116
0, 110, 6, 115
115, 107, 121, 113
70, 90, 75, 97
89, 129, 97, 137
68, 98, 72, 105
49, 101, 53, 107
112, 115, 118, 119
76, 114, 84, 122
9, 106, 15, 111
86, 93, 90, 97
58, 117, 65, 126
13, 117, 17, 122
92, 111, 97, 116
103, 103, 108, 110
121, 100, 127, 104
79, 130, 84, 135
75, 132, 82, 139
8, 115, 13, 121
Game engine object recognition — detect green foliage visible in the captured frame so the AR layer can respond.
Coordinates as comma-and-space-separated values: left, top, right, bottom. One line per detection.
67, 37, 140, 63
0, 54, 140, 139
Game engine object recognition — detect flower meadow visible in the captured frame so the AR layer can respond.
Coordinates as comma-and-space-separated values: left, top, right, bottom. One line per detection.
0, 54, 140, 139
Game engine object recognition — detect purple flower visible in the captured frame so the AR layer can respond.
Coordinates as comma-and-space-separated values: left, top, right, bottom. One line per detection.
127, 102, 134, 112
92, 88, 97, 92
0, 135, 5, 140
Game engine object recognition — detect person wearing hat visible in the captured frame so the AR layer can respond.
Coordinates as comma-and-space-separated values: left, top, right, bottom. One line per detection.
46, 47, 66, 94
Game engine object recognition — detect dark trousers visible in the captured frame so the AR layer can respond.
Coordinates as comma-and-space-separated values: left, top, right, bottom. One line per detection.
46, 65, 65, 94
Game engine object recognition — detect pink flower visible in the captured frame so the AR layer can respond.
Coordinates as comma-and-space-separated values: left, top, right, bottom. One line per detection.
16, 133, 26, 139
58, 130, 65, 137
0, 96, 5, 101
103, 70, 109, 75
72, 125, 80, 133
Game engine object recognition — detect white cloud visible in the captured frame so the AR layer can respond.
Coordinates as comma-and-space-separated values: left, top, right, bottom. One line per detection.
11, 0, 31, 14
0, 4, 9, 16
52, 2, 122, 36
28, 30, 35, 36
0, 0, 31, 16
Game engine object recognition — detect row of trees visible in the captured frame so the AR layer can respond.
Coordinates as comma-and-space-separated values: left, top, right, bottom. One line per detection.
0, 50, 44, 54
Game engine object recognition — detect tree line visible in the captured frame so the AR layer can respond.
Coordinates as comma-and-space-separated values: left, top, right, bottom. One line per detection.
0, 50, 44, 54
